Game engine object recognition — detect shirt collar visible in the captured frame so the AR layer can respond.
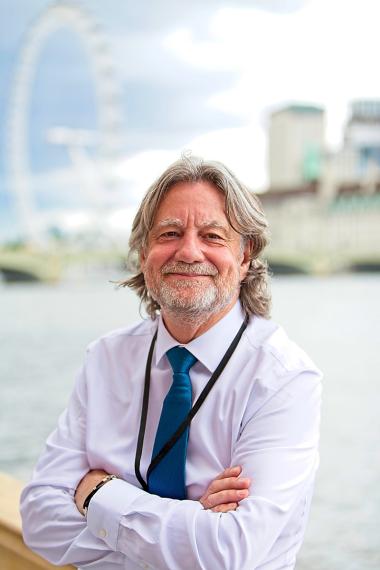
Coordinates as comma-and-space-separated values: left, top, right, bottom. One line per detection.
155, 301, 246, 373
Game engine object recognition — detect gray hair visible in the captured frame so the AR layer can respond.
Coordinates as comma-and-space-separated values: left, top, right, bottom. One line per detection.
120, 155, 271, 318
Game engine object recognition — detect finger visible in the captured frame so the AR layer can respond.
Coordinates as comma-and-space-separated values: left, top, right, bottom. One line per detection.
205, 488, 249, 508
213, 466, 242, 481
207, 476, 251, 495
211, 502, 238, 513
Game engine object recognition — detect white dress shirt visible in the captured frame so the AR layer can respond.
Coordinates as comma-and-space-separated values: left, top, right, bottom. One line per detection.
20, 301, 322, 570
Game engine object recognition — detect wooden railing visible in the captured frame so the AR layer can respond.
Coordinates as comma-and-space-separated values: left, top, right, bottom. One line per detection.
0, 471, 73, 570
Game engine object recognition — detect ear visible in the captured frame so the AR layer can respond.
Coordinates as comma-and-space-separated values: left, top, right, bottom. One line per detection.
239, 239, 252, 282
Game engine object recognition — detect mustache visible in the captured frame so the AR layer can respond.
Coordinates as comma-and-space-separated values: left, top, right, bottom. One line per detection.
161, 262, 218, 276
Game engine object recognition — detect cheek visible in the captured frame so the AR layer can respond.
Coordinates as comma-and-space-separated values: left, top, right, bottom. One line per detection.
211, 252, 241, 277
144, 247, 173, 271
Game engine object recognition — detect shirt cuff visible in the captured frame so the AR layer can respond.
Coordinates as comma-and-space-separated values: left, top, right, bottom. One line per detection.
86, 478, 145, 550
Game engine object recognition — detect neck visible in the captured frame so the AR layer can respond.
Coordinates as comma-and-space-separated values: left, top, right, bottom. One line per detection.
161, 297, 238, 344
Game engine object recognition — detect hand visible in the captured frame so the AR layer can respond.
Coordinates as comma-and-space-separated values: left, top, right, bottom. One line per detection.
75, 469, 109, 515
199, 465, 251, 513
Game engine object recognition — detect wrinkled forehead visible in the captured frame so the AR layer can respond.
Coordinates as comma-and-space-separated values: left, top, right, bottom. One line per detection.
151, 180, 230, 225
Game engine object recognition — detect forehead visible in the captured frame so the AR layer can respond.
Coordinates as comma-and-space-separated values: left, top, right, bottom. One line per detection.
153, 181, 229, 226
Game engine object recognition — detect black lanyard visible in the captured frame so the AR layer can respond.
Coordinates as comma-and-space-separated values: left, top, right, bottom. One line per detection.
134, 313, 249, 491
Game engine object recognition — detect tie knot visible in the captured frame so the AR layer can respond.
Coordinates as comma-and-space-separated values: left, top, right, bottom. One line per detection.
166, 346, 197, 375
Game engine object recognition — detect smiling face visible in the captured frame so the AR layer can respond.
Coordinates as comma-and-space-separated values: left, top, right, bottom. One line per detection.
140, 181, 251, 325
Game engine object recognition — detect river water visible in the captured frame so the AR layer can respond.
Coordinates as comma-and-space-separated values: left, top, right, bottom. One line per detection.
1, 273, 379, 569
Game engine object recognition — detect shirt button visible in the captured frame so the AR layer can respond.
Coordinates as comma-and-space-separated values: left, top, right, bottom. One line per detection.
98, 528, 107, 538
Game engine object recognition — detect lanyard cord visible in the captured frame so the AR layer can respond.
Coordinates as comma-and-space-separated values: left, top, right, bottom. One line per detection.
134, 313, 249, 491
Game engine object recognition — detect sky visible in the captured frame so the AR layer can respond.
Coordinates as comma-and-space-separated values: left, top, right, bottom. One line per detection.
0, 0, 379, 241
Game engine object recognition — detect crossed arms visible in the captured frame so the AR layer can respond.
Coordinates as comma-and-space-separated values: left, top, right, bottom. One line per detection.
20, 364, 321, 570
75, 465, 250, 516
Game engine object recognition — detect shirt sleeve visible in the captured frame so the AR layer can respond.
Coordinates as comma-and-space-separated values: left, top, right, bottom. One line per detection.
86, 369, 322, 570
20, 363, 126, 568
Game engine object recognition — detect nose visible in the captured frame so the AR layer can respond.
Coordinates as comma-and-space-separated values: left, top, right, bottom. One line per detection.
174, 232, 205, 264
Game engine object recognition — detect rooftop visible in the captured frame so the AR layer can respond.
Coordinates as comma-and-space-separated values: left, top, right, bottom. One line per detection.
272, 103, 324, 116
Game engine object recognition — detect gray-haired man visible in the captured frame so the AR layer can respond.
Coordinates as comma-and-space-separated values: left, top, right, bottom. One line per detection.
21, 156, 321, 570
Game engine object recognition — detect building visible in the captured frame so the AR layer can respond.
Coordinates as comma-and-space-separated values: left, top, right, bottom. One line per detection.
344, 99, 380, 179
262, 101, 380, 273
268, 104, 325, 190
322, 100, 380, 198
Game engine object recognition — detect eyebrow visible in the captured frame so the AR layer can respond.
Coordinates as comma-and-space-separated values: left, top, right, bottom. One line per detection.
155, 218, 230, 232
156, 218, 183, 228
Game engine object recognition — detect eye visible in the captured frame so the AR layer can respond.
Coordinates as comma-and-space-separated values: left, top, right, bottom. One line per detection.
205, 233, 223, 241
160, 231, 180, 239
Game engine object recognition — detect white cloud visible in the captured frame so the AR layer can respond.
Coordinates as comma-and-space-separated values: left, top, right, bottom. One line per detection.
188, 125, 267, 190
116, 149, 180, 201
165, 0, 380, 152
115, 125, 268, 193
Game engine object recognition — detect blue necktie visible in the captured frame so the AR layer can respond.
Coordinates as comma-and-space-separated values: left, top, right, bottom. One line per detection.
148, 346, 197, 499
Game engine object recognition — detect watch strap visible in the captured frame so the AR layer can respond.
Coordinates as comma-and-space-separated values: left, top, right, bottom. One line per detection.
82, 474, 118, 515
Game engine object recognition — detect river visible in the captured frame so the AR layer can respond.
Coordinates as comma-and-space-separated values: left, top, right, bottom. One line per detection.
1, 273, 379, 569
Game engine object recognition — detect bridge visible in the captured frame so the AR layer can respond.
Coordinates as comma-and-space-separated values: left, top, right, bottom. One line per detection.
0, 247, 127, 283
0, 249, 62, 283
1, 244, 379, 284
267, 253, 380, 276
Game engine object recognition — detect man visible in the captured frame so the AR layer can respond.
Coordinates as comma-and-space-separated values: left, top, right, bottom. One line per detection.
21, 156, 322, 569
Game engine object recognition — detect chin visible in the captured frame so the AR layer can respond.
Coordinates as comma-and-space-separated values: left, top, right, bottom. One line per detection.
159, 287, 217, 313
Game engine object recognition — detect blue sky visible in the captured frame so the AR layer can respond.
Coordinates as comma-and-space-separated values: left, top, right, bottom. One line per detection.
1, 0, 379, 242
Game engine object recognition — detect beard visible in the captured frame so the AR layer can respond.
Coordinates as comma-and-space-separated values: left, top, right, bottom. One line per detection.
144, 261, 240, 321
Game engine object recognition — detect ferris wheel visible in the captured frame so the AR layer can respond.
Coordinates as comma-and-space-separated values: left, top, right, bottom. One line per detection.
7, 0, 124, 243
